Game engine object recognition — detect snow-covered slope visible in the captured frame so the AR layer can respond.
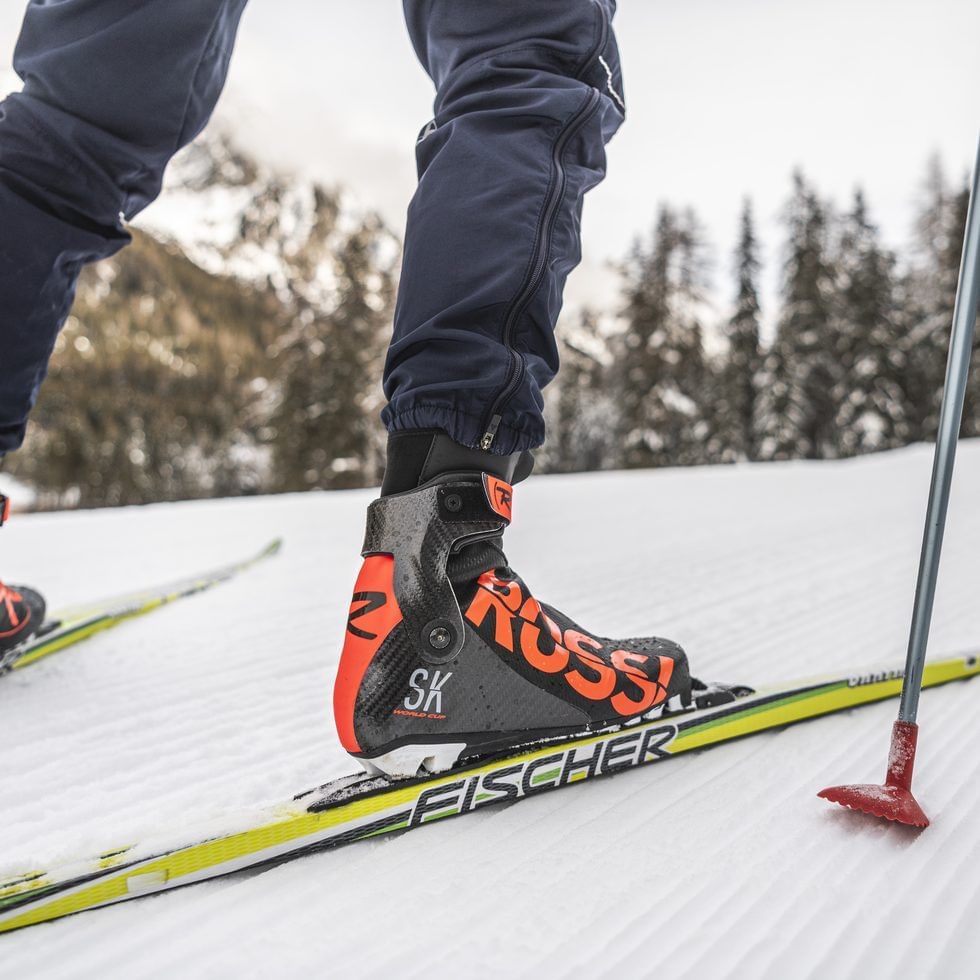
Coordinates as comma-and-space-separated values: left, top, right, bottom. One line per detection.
2, 444, 980, 978
0, 472, 36, 511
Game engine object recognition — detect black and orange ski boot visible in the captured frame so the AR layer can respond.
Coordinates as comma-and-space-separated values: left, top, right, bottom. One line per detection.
334, 432, 730, 779
0, 494, 46, 667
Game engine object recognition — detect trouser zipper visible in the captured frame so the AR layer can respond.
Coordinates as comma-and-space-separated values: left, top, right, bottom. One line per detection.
479, 86, 602, 451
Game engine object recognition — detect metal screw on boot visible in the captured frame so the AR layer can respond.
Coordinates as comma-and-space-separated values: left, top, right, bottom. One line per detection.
428, 627, 452, 650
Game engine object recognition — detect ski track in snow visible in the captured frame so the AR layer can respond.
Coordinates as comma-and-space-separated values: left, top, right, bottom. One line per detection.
2, 443, 980, 978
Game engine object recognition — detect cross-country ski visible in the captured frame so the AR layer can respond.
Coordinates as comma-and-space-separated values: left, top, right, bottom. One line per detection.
1, 0, 978, 976
1, 651, 977, 935
1, 535, 281, 675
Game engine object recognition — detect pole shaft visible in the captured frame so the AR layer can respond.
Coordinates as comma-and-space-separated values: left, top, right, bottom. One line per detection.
899, 134, 980, 723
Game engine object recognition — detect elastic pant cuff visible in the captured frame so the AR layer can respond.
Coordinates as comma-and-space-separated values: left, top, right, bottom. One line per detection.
384, 403, 543, 456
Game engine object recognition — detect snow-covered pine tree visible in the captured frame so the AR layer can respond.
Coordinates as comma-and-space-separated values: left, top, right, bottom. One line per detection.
716, 198, 763, 461
614, 205, 712, 469
754, 172, 839, 459
270, 216, 396, 491
540, 310, 619, 473
902, 156, 964, 440
10, 232, 284, 507
944, 176, 979, 437
832, 189, 910, 455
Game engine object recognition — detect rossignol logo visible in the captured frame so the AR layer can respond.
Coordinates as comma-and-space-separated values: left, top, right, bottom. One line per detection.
347, 591, 388, 640
465, 572, 674, 717
847, 668, 904, 688
406, 724, 678, 828
483, 474, 513, 521
396, 668, 453, 720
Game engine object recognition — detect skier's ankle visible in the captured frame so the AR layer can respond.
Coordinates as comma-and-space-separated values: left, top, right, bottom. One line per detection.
380, 429, 533, 496
379, 430, 531, 587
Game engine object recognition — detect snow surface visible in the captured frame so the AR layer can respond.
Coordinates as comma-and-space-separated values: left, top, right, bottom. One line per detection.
0, 473, 36, 510
3, 444, 980, 978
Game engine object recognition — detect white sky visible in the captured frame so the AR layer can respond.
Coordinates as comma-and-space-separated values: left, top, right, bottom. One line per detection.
2, 0, 978, 326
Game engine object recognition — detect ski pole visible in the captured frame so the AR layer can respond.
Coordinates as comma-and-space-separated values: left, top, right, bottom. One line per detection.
819, 132, 980, 827
898, 136, 980, 726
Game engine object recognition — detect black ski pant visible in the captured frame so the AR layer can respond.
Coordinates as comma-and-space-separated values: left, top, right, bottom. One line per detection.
0, 0, 625, 458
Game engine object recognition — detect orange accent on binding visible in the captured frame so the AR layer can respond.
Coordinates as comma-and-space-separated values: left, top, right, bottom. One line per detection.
333, 555, 403, 753
483, 474, 513, 522
0, 494, 10, 526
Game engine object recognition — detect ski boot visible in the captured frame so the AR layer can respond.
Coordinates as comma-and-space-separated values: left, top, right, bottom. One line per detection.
333, 432, 739, 779
0, 494, 46, 666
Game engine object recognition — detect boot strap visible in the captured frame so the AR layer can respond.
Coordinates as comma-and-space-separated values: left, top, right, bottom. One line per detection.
362, 475, 512, 664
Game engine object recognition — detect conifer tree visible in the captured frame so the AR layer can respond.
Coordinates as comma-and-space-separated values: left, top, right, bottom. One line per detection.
541, 311, 618, 473
903, 156, 963, 439
270, 217, 395, 491
832, 189, 909, 455
718, 199, 763, 460
615, 205, 711, 469
944, 177, 979, 437
754, 172, 838, 459
10, 232, 282, 507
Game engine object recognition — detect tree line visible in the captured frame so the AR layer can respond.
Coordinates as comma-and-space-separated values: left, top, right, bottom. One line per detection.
6, 170, 397, 507
5, 145, 974, 507
541, 156, 975, 473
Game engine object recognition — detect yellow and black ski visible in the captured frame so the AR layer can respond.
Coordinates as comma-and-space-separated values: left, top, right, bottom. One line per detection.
1, 650, 976, 934
1, 538, 282, 675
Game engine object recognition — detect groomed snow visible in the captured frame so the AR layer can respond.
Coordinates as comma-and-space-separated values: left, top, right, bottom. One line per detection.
2, 443, 980, 978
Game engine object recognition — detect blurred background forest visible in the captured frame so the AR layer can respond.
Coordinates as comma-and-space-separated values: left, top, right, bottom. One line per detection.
3, 131, 975, 509
0, 0, 975, 510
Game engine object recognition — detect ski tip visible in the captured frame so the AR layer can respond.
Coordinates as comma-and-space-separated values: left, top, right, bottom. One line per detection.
261, 538, 284, 558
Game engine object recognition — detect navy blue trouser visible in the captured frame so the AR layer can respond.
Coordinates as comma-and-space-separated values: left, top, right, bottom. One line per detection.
0, 0, 624, 458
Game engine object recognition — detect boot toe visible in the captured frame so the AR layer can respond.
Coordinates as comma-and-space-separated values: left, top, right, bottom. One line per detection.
617, 634, 686, 662
13, 586, 46, 631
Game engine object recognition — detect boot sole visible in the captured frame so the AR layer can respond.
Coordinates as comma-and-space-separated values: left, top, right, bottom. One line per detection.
353, 693, 703, 780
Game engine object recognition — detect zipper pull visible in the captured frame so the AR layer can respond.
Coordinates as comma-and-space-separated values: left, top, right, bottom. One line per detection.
480, 415, 501, 451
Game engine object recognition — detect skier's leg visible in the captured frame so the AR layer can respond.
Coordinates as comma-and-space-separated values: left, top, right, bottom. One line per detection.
0, 0, 247, 458
383, 0, 627, 454
333, 4, 723, 777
